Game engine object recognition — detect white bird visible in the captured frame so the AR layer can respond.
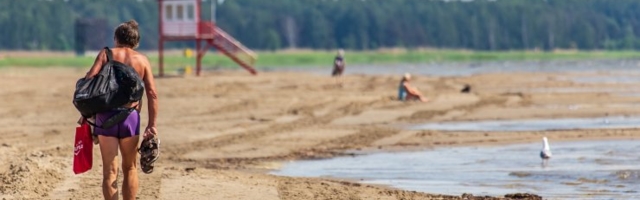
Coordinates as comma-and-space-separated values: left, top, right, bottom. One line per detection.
540, 137, 552, 159
540, 137, 552, 167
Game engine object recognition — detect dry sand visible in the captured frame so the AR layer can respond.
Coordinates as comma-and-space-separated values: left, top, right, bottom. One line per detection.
1, 66, 640, 199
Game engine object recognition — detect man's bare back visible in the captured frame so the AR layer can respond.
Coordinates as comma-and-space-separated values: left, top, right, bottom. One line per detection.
85, 47, 157, 110
86, 48, 149, 81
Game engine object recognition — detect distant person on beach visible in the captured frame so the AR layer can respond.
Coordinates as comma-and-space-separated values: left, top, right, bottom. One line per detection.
83, 20, 159, 200
331, 49, 346, 77
398, 73, 428, 102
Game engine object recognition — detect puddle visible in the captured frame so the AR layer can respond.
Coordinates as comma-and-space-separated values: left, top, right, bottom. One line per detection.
568, 76, 640, 84
532, 103, 640, 110
523, 87, 640, 94
549, 73, 640, 84
408, 116, 640, 132
273, 140, 640, 199
618, 93, 640, 97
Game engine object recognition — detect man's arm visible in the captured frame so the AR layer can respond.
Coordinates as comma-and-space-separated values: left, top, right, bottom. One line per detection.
141, 56, 158, 130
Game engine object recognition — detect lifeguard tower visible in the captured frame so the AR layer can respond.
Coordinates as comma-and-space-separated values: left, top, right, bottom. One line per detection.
157, 0, 257, 76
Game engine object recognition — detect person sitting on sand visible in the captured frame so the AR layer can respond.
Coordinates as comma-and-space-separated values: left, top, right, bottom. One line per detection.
398, 73, 428, 102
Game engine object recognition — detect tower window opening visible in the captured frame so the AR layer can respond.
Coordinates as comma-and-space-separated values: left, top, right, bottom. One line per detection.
187, 4, 194, 20
177, 5, 184, 20
165, 4, 173, 21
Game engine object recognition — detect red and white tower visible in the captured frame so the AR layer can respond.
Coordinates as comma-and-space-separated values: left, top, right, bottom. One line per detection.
158, 0, 257, 76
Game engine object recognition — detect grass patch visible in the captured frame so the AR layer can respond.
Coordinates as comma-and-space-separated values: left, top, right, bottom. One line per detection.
1, 50, 640, 69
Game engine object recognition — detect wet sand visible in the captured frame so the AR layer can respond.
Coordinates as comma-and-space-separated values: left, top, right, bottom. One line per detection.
1, 64, 640, 199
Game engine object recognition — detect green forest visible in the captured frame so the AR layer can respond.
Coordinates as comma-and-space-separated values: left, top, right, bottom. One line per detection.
2, 0, 640, 51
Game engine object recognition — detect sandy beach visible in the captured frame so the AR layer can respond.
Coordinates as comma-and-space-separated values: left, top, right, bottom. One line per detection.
2, 64, 640, 199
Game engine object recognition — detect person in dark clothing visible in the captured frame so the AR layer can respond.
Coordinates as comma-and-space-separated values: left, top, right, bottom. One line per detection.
331, 49, 345, 76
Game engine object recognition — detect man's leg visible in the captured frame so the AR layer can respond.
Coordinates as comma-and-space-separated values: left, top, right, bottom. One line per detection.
119, 136, 140, 200
98, 135, 120, 200
120, 135, 140, 200
408, 88, 428, 102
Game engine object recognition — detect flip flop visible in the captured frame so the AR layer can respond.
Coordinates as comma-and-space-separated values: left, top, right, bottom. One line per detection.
138, 136, 160, 174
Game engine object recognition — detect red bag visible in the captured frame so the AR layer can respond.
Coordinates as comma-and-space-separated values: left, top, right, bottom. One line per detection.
73, 120, 93, 174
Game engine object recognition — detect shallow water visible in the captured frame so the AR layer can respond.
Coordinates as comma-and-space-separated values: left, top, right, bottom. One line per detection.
524, 87, 640, 94
267, 59, 640, 76
273, 140, 640, 199
567, 76, 640, 84
408, 116, 640, 132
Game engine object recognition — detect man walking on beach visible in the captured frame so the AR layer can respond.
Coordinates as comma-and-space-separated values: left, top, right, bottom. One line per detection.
82, 20, 159, 200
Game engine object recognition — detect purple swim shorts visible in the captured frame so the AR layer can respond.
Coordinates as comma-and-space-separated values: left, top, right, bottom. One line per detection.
94, 110, 140, 139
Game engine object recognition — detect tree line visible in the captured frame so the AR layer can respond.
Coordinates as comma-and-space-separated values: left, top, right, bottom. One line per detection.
2, 0, 640, 51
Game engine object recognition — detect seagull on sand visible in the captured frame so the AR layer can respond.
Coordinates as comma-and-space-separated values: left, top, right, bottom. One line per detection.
540, 137, 552, 167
